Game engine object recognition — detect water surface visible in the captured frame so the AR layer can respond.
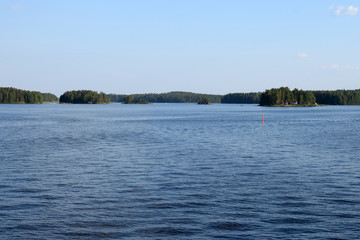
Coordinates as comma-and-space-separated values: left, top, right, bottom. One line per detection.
1, 103, 360, 239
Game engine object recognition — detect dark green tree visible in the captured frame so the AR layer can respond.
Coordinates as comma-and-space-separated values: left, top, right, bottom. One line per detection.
123, 95, 148, 104
260, 87, 316, 106
198, 97, 210, 104
221, 92, 261, 104
0, 87, 43, 104
109, 91, 222, 103
59, 90, 109, 104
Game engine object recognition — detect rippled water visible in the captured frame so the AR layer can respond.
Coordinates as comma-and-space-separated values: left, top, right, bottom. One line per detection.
1, 103, 360, 239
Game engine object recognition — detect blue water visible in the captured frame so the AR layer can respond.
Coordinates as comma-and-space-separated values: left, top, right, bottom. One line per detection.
1, 103, 360, 239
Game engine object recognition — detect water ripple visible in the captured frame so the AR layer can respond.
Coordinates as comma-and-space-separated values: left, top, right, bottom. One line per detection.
1, 104, 360, 239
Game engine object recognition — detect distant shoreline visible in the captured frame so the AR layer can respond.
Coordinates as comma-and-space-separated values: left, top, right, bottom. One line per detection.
2, 87, 360, 105
260, 104, 320, 107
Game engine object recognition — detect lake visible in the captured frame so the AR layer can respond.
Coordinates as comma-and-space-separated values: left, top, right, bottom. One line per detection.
1, 103, 360, 239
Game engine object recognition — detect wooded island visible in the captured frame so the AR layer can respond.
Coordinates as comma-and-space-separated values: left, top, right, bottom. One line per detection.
1, 87, 360, 105
59, 90, 109, 104
259, 87, 316, 106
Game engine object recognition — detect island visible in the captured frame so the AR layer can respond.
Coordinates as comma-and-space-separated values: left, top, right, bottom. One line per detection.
0, 87, 43, 104
259, 87, 316, 106
59, 90, 109, 104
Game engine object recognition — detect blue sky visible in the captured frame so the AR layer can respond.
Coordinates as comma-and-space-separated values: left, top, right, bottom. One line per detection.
1, 0, 359, 96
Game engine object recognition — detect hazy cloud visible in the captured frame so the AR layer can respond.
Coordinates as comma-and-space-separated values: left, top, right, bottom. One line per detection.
297, 53, 308, 58
345, 65, 355, 70
322, 64, 360, 71
10, 4, 24, 10
331, 5, 358, 16
345, 65, 360, 70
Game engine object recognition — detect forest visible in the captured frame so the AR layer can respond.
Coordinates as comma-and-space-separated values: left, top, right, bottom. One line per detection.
2, 87, 360, 106
0, 87, 43, 104
42, 93, 58, 102
123, 95, 149, 104
108, 91, 222, 103
221, 92, 261, 104
198, 97, 210, 104
59, 90, 109, 104
259, 87, 316, 106
313, 90, 360, 105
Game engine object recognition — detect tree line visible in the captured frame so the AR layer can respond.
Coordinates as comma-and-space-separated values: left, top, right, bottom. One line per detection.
3, 87, 360, 105
259, 87, 316, 106
221, 92, 261, 104
313, 90, 360, 105
42, 93, 58, 102
108, 91, 222, 103
198, 97, 210, 104
0, 87, 43, 104
259, 88, 360, 106
123, 95, 149, 104
59, 90, 109, 104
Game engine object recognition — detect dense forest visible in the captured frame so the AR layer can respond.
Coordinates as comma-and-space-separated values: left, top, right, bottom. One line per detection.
108, 91, 222, 103
42, 93, 58, 102
198, 97, 210, 104
0, 87, 43, 104
59, 90, 109, 104
123, 95, 149, 104
260, 87, 316, 106
221, 92, 261, 104
2, 86, 360, 106
313, 90, 360, 105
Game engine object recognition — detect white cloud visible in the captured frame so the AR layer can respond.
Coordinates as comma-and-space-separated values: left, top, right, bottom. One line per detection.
331, 64, 340, 69
332, 5, 358, 16
297, 53, 308, 58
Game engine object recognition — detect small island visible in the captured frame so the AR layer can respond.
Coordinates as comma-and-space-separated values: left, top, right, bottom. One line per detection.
59, 90, 109, 104
259, 87, 317, 107
198, 97, 210, 105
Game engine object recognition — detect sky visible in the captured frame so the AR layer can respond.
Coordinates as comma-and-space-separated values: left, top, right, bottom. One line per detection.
1, 0, 359, 96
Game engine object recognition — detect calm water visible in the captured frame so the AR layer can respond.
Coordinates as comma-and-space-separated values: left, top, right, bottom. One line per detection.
1, 103, 360, 239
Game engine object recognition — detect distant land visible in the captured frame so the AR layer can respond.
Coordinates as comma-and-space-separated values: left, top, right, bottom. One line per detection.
123, 95, 149, 104
198, 97, 211, 105
108, 91, 224, 104
59, 90, 109, 104
42, 93, 59, 102
1, 87, 360, 105
259, 88, 360, 106
259, 87, 316, 106
0, 87, 43, 104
